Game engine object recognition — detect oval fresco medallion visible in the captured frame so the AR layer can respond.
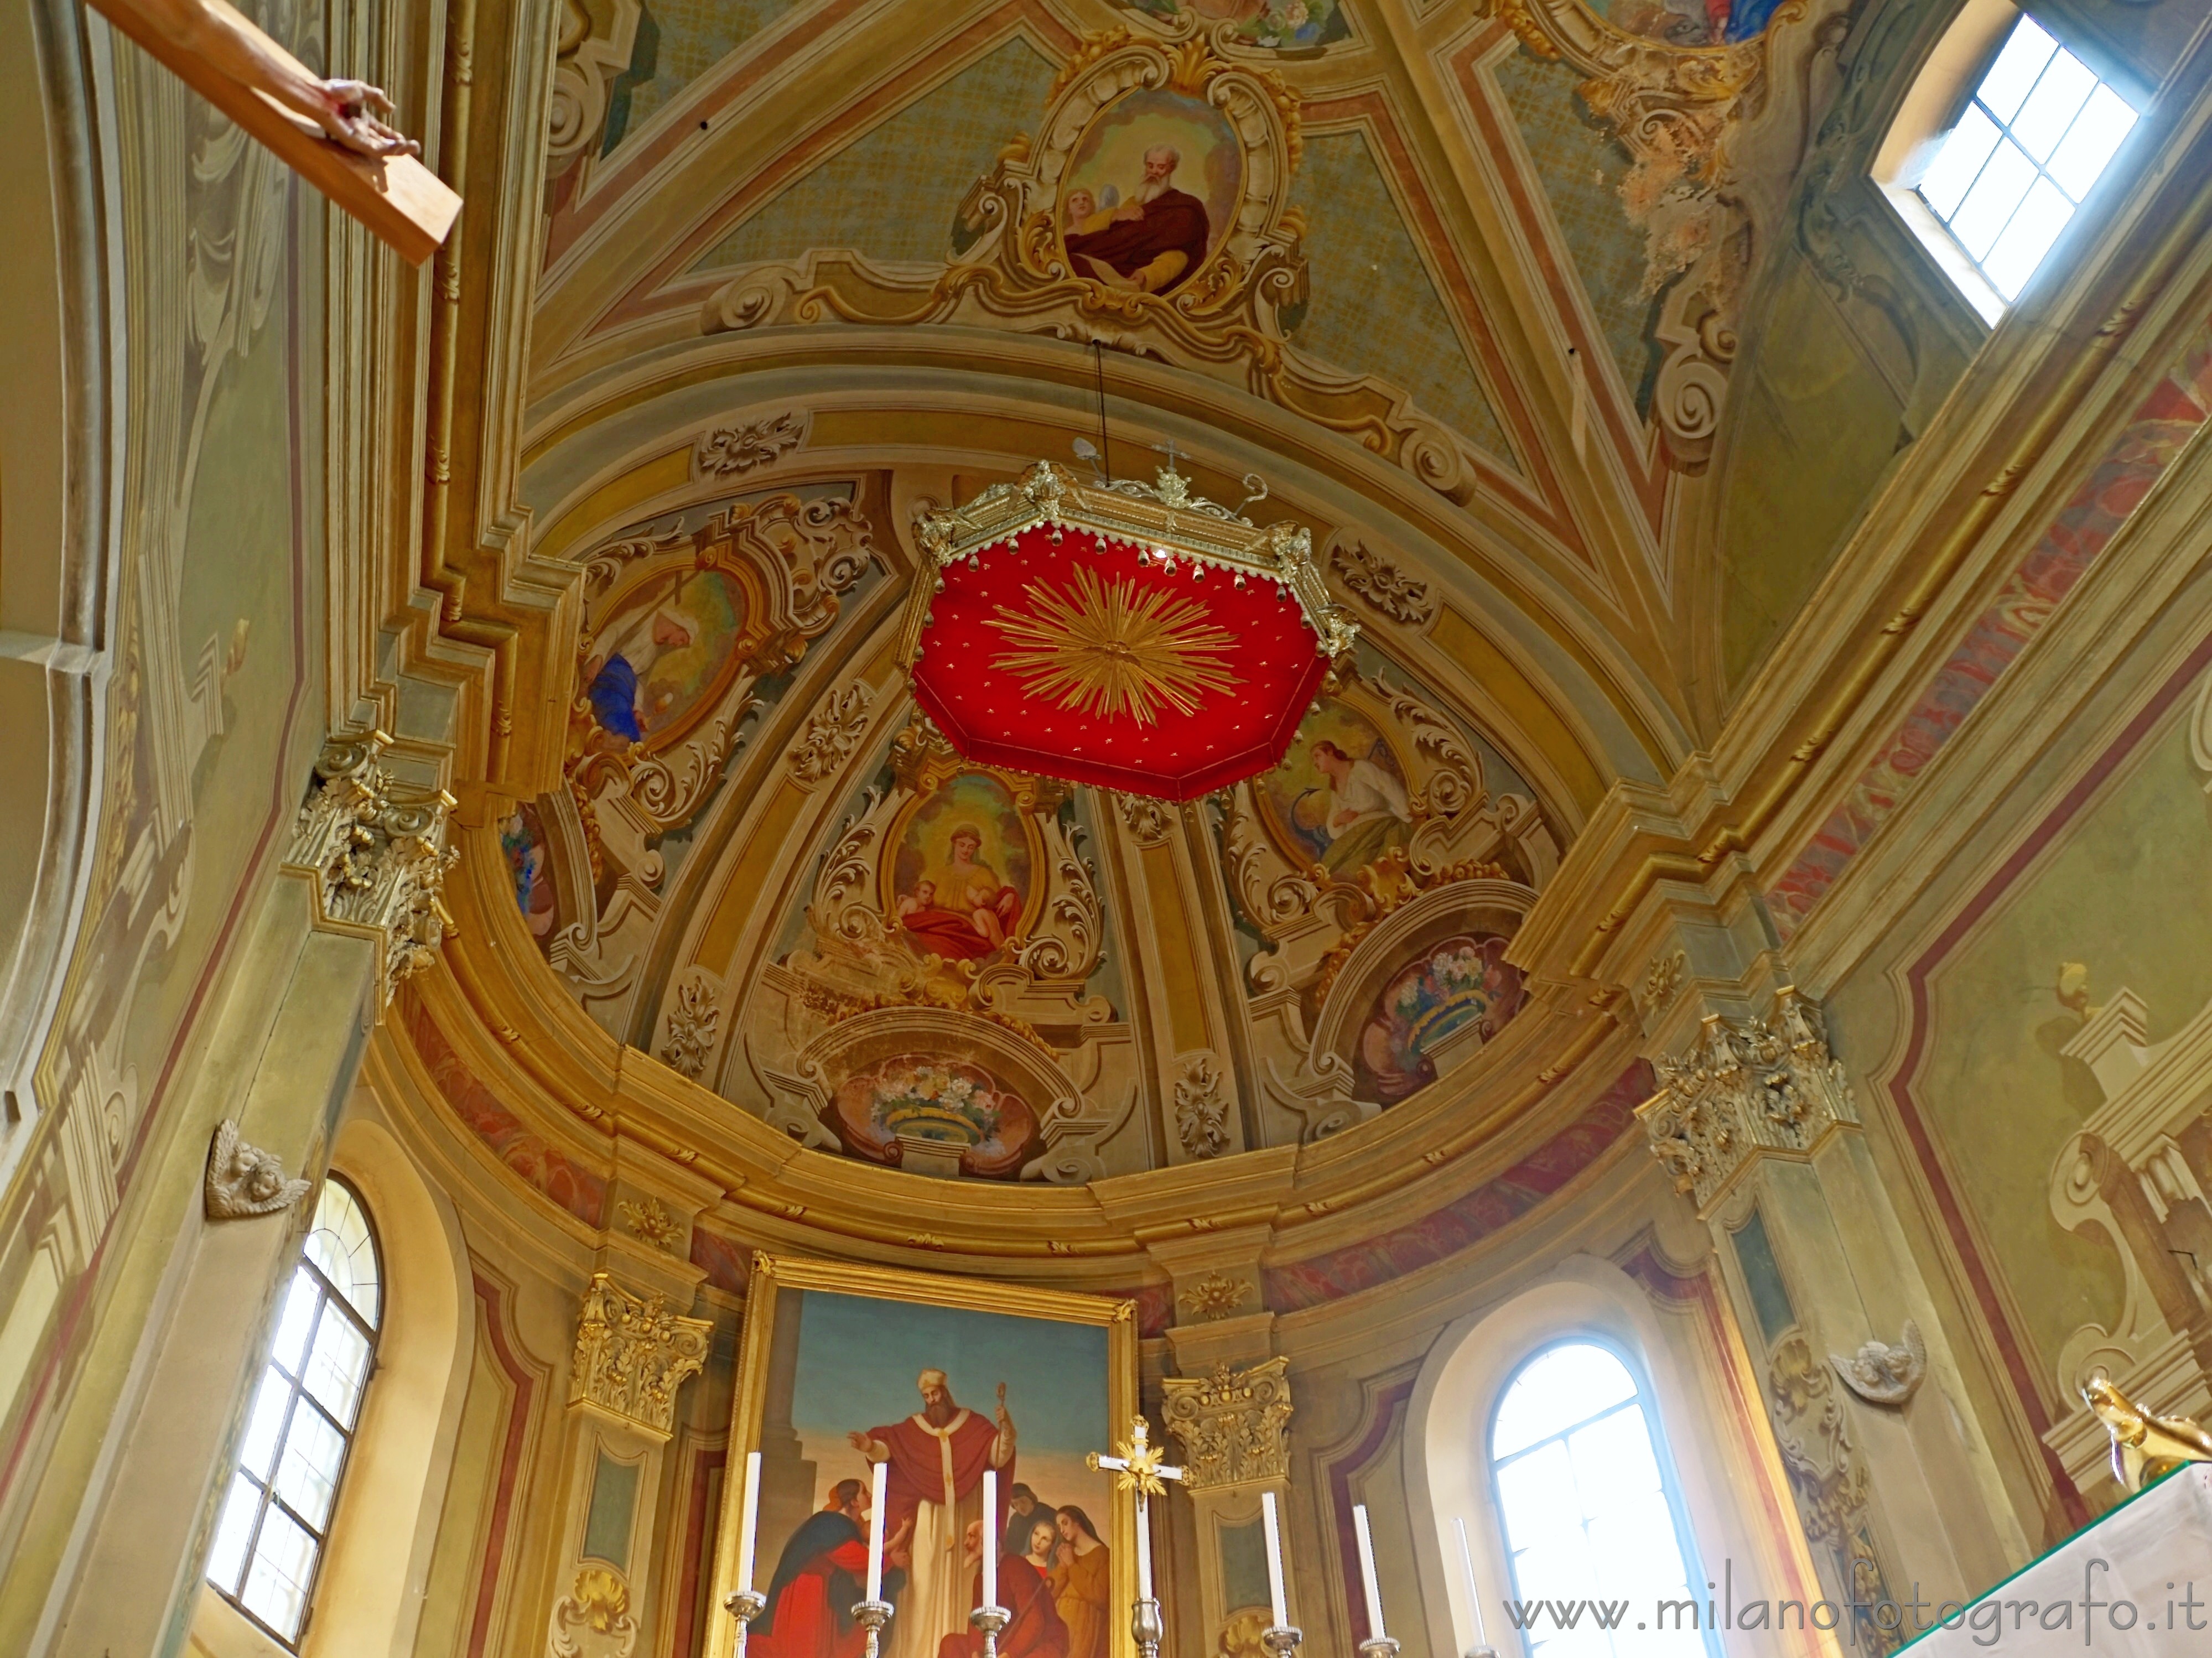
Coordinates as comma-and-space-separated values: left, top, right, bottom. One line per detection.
884, 769, 1040, 960
577, 564, 758, 755
1057, 87, 1243, 299
1253, 694, 1417, 880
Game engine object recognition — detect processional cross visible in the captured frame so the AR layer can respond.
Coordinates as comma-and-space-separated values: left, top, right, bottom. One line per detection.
1087, 1417, 1185, 1658
81, 0, 459, 262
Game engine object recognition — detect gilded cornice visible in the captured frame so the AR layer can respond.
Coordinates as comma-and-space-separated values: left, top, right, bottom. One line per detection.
392, 811, 1649, 1281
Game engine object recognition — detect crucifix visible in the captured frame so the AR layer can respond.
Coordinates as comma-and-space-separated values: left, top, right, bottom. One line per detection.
82, 0, 459, 263
1087, 1416, 1185, 1658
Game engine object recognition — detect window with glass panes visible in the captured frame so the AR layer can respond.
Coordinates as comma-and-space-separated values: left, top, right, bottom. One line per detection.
1914, 15, 2140, 309
205, 1178, 382, 1646
1489, 1341, 1716, 1658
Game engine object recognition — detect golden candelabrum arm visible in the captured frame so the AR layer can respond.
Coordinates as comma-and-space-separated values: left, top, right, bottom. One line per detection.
2084, 1376, 2212, 1492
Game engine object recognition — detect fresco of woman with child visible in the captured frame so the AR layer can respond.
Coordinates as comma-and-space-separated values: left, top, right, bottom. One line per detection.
885, 771, 1039, 960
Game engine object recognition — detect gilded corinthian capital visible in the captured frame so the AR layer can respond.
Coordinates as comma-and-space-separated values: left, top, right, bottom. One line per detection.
568, 1272, 713, 1439
1637, 987, 1860, 1216
1160, 1357, 1294, 1491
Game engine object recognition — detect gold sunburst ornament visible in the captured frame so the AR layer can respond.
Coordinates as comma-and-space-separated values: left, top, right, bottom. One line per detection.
986, 566, 1239, 725
1087, 1415, 1181, 1498
900, 455, 1357, 799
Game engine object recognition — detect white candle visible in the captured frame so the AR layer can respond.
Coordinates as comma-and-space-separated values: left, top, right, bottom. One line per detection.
1135, 1494, 1154, 1602
737, 1450, 763, 1592
1352, 1503, 1387, 1641
866, 1458, 889, 1602
1260, 1490, 1288, 1629
984, 1469, 999, 1605
1453, 1516, 1488, 1646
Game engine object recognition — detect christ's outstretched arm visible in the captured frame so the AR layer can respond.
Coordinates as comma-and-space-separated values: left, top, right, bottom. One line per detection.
131, 0, 419, 155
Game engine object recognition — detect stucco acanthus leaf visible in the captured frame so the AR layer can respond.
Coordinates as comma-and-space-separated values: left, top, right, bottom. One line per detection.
804, 790, 896, 952
568, 1271, 712, 1439
693, 410, 809, 479
617, 1196, 686, 1253
658, 970, 722, 1082
284, 732, 458, 1002
1377, 672, 1479, 824
1637, 987, 1859, 1215
204, 1120, 313, 1220
1830, 1321, 1925, 1406
1173, 1051, 1233, 1160
1011, 822, 1105, 985
1116, 793, 1176, 848
1161, 1357, 1293, 1490
1176, 1270, 1251, 1323
1642, 949, 1689, 1011
1330, 540, 1435, 626
787, 680, 876, 787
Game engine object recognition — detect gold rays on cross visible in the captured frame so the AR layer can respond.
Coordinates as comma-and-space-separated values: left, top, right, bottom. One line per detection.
985, 565, 1240, 725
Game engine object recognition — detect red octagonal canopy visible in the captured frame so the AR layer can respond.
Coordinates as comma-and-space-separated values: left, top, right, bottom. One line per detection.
901, 462, 1355, 800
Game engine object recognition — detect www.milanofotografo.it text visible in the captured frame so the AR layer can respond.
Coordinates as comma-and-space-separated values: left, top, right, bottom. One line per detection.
1496, 1560, 2208, 1647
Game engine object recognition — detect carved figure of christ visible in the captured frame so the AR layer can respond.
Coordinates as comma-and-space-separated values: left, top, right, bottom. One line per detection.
83, 0, 459, 262
851, 1373, 1016, 1658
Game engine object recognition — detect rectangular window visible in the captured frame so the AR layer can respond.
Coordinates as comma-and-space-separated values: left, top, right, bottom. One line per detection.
1910, 16, 2139, 319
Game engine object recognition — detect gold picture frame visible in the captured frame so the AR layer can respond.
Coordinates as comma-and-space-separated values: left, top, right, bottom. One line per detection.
708, 1253, 1140, 1658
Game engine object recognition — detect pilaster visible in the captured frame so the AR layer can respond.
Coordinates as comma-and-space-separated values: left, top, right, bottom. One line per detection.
1635, 976, 2021, 1629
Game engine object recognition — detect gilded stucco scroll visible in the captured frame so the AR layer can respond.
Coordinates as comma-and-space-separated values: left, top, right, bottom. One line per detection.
699, 31, 1496, 507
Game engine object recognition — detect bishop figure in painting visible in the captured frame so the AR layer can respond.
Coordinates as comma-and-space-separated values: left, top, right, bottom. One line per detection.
851, 1370, 1017, 1658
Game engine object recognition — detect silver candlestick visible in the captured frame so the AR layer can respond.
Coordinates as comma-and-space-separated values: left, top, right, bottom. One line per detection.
1130, 1597, 1164, 1658
1358, 1640, 1401, 1658
1260, 1624, 1302, 1658
971, 1601, 1012, 1658
853, 1598, 896, 1658
726, 1588, 767, 1657
1463, 1649, 1500, 1658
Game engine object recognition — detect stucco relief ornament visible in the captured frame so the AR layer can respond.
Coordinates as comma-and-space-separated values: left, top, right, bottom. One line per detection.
1330, 540, 1435, 626
1173, 1051, 1233, 1158
1830, 1321, 1925, 1406
204, 1120, 313, 1220
548, 1565, 640, 1658
284, 731, 459, 1003
1477, 0, 1842, 470
693, 410, 808, 479
1636, 986, 1860, 1215
1160, 1356, 1294, 1490
568, 1271, 713, 1439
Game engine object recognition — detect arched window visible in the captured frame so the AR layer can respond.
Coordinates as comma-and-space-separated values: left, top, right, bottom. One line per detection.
205, 1178, 383, 1646
1879, 3, 2142, 322
1489, 1340, 1713, 1657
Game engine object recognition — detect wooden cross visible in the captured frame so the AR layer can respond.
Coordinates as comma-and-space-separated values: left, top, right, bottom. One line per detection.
83, 0, 459, 263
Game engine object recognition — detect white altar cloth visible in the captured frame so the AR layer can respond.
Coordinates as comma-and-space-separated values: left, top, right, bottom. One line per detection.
1899, 1465, 2212, 1654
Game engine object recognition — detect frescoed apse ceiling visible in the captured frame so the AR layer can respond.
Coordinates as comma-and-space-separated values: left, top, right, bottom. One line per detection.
451, 0, 1987, 1193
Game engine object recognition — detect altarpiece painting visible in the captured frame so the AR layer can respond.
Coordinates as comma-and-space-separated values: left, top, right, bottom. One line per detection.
714, 1256, 1139, 1658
